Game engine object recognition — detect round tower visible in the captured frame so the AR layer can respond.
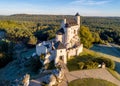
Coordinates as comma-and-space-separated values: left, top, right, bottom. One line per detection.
64, 24, 70, 49
75, 13, 80, 25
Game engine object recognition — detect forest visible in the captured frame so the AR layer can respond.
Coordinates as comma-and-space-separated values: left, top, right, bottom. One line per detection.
0, 14, 120, 68
0, 14, 119, 45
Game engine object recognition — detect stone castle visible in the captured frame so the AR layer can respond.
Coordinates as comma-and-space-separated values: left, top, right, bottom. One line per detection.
36, 13, 83, 64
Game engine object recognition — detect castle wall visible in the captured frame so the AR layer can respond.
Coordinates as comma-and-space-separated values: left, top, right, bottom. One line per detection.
67, 48, 77, 58
56, 35, 63, 42
36, 43, 48, 56
55, 49, 67, 64
36, 13, 83, 65
76, 44, 83, 55
67, 44, 83, 59
65, 25, 80, 49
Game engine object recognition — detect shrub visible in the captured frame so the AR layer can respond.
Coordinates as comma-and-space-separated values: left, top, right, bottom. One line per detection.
67, 54, 115, 71
94, 57, 115, 69
0, 52, 13, 68
78, 62, 84, 69
84, 61, 98, 69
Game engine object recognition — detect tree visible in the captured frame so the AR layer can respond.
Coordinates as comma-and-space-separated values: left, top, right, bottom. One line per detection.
79, 26, 94, 48
27, 36, 37, 46
92, 32, 103, 44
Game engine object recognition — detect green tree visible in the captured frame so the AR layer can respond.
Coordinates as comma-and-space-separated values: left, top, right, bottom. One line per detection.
79, 26, 94, 48
92, 32, 101, 43
27, 36, 37, 45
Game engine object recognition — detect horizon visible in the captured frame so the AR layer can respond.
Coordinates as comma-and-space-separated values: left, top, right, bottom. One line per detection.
0, 0, 120, 17
1, 13, 120, 17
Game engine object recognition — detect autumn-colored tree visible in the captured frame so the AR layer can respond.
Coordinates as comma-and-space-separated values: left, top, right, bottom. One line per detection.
79, 26, 94, 48
27, 36, 37, 45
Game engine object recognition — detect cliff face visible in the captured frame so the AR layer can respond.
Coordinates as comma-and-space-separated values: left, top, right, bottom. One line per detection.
0, 56, 42, 81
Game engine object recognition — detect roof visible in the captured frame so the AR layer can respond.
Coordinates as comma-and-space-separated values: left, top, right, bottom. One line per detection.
54, 41, 66, 49
56, 28, 65, 35
44, 44, 50, 48
65, 19, 77, 27
75, 12, 80, 16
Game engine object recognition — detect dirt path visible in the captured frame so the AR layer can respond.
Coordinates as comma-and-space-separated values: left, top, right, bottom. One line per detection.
66, 68, 120, 86
29, 68, 120, 86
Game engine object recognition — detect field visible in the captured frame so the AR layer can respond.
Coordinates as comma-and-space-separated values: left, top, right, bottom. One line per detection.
68, 78, 117, 86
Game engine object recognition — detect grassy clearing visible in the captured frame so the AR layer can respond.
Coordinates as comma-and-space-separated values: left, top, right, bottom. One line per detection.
67, 48, 115, 71
68, 78, 117, 86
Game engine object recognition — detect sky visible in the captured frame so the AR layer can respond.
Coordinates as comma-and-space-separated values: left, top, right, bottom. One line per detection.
0, 0, 120, 16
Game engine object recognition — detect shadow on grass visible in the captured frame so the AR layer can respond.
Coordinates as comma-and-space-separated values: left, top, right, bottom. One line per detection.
90, 44, 120, 58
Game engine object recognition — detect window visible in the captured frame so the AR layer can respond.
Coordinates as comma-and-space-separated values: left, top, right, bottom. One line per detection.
60, 50, 62, 53
74, 30, 76, 34
59, 56, 64, 61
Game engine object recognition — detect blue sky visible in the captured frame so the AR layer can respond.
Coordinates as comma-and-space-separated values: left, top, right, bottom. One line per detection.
0, 0, 120, 16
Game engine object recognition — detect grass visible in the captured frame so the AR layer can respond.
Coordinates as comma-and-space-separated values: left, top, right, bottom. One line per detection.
67, 48, 115, 71
107, 68, 120, 81
68, 78, 117, 86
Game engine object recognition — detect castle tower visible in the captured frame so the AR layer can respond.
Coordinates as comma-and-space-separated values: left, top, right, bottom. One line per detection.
64, 23, 71, 49
75, 12, 80, 25
63, 19, 66, 24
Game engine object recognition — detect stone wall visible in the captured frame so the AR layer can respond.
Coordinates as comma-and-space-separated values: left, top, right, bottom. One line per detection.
67, 44, 83, 59
36, 43, 47, 56
76, 44, 83, 55
56, 34, 63, 43
65, 25, 80, 49
55, 49, 67, 64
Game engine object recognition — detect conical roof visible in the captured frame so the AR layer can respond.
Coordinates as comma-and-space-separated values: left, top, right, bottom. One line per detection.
75, 12, 80, 16
56, 28, 65, 35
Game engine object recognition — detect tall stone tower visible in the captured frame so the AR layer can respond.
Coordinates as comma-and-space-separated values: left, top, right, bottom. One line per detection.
56, 13, 81, 48
75, 12, 80, 25
64, 13, 81, 49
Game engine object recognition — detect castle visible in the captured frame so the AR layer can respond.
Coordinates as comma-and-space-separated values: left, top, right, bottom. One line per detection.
36, 13, 83, 64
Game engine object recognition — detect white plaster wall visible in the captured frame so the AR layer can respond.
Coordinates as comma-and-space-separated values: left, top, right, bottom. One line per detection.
56, 35, 63, 42
67, 48, 77, 59
65, 25, 80, 49
76, 44, 83, 55
76, 16, 80, 25
36, 43, 48, 56
67, 44, 83, 59
55, 49, 67, 64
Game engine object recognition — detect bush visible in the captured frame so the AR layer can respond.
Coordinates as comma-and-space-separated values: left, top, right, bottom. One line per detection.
28, 57, 43, 72
27, 36, 37, 45
94, 57, 115, 69
78, 62, 84, 69
67, 54, 115, 71
0, 52, 13, 68
84, 61, 98, 69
